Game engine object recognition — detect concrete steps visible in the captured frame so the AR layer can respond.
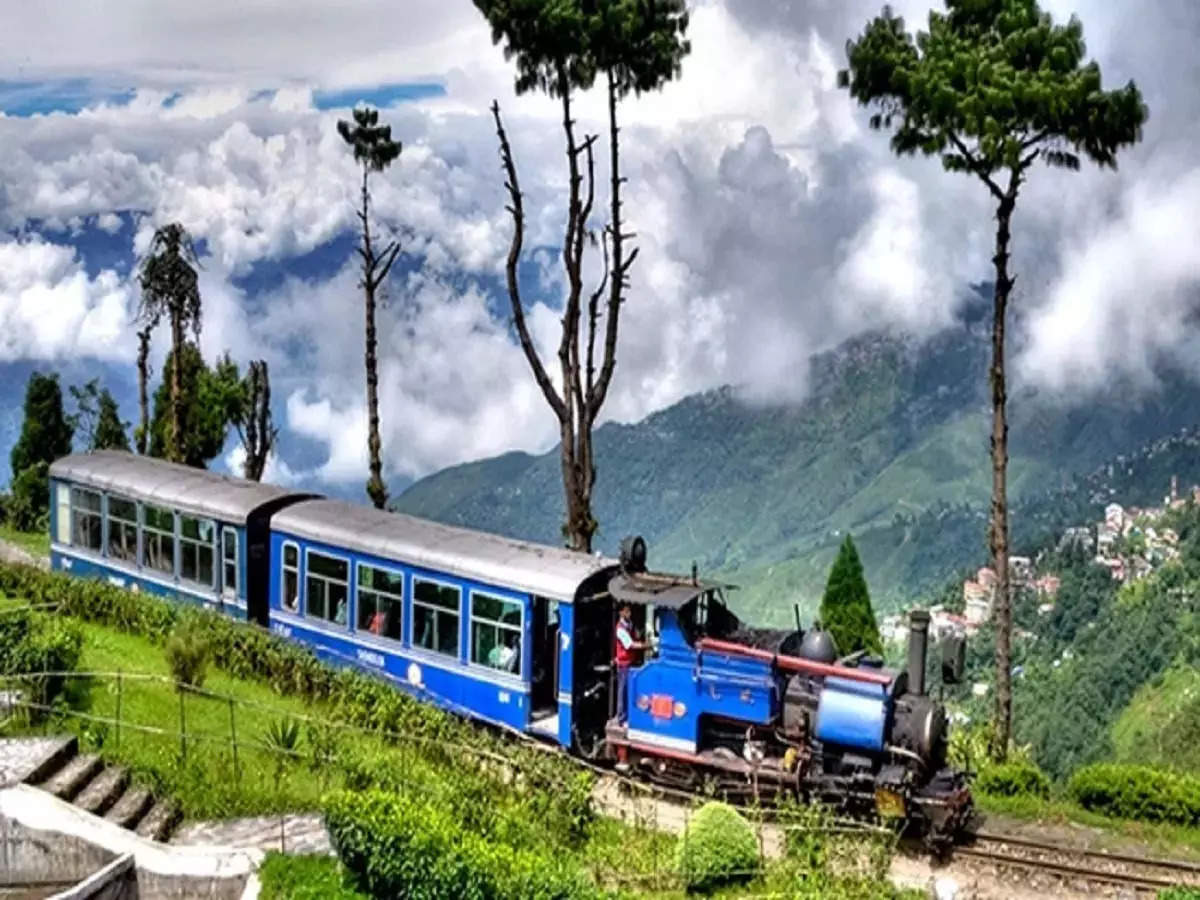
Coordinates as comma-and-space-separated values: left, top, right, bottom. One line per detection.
25, 742, 180, 843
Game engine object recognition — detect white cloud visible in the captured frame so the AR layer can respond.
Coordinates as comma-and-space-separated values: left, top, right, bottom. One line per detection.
1, 0, 1199, 489
0, 238, 132, 362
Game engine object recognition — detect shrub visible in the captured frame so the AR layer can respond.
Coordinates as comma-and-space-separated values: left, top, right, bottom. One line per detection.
675, 801, 760, 893
975, 760, 1051, 799
0, 605, 83, 717
8, 463, 49, 533
324, 789, 598, 900
164, 611, 214, 691
1158, 889, 1200, 900
259, 852, 367, 899
1068, 763, 1200, 826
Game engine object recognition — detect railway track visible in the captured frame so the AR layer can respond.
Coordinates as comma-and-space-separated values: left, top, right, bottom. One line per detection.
957, 830, 1200, 893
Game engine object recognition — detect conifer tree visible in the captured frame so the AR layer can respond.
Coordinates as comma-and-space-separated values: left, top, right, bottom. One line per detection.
819, 535, 882, 657
839, 0, 1146, 759
9, 372, 73, 531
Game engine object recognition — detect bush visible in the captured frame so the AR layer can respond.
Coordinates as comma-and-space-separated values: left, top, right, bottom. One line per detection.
8, 463, 49, 533
675, 801, 760, 893
1158, 890, 1200, 900
1068, 763, 1200, 826
324, 789, 598, 900
164, 611, 214, 691
259, 852, 367, 899
975, 760, 1051, 799
0, 604, 83, 717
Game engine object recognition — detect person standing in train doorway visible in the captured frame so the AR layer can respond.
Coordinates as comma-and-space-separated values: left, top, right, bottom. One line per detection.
614, 604, 644, 725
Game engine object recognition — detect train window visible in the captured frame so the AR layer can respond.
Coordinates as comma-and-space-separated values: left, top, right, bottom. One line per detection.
281, 543, 299, 612
107, 497, 138, 563
357, 564, 404, 642
55, 484, 71, 546
141, 505, 175, 576
180, 515, 216, 588
222, 529, 239, 599
470, 592, 522, 676
70, 488, 102, 552
306, 551, 349, 628
413, 579, 460, 658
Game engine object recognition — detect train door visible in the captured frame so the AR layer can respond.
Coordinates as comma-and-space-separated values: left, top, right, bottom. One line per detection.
245, 495, 318, 628
531, 596, 559, 719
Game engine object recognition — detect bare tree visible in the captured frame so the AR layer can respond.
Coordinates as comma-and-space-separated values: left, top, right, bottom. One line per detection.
234, 360, 278, 482
337, 106, 402, 510
135, 325, 154, 454
478, 0, 690, 552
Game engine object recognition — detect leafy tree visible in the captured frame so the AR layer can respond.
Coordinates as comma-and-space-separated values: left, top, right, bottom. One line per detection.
9, 373, 73, 532
148, 344, 241, 469
137, 222, 203, 464
68, 380, 130, 452
479, 0, 690, 552
819, 535, 882, 656
11, 372, 73, 480
233, 360, 278, 482
337, 106, 402, 510
839, 0, 1147, 759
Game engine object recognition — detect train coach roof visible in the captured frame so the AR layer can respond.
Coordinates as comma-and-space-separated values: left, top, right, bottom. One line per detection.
49, 451, 307, 524
273, 498, 616, 601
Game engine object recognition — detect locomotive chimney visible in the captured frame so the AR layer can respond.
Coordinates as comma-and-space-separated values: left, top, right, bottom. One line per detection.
907, 609, 931, 696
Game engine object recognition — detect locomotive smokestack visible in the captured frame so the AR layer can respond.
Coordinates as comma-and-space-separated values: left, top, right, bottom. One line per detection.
907, 609, 930, 696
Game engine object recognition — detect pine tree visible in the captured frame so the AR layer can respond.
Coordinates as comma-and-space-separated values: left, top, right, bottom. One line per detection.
148, 344, 241, 469
9, 372, 73, 531
819, 535, 882, 657
838, 0, 1147, 759
93, 390, 131, 451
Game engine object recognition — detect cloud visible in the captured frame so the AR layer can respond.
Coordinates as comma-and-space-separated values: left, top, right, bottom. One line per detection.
0, 238, 132, 362
2, 0, 1200, 490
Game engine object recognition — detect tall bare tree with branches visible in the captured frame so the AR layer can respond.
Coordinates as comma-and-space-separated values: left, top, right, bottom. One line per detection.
478, 0, 690, 552
338, 106, 402, 510
234, 360, 278, 482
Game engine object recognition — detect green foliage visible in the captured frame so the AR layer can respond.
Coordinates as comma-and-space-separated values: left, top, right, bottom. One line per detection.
975, 760, 1050, 799
11, 372, 73, 480
7, 462, 50, 533
1158, 889, 1200, 900
148, 344, 242, 468
324, 789, 598, 900
838, 0, 1147, 179
68, 380, 131, 452
818, 535, 882, 656
259, 853, 367, 899
337, 106, 401, 173
674, 801, 759, 893
1112, 666, 1200, 773
164, 611, 214, 691
9, 373, 72, 531
0, 604, 83, 717
1068, 763, 1200, 826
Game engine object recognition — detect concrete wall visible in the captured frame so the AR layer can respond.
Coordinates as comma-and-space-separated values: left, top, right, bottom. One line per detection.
0, 786, 262, 900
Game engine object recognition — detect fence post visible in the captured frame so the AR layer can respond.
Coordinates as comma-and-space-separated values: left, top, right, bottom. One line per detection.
115, 671, 122, 752
178, 690, 187, 761
228, 697, 239, 782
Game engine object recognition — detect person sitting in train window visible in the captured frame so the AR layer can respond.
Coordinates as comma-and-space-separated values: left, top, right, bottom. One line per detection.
334, 597, 347, 626
614, 604, 645, 726
487, 634, 519, 672
369, 610, 385, 635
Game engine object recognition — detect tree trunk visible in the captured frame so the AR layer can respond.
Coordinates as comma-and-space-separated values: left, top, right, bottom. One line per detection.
136, 327, 152, 455
989, 189, 1017, 762
361, 167, 388, 510
242, 360, 272, 481
170, 313, 184, 463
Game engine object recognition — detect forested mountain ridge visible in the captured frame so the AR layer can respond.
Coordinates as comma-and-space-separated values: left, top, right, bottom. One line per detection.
395, 301, 1200, 625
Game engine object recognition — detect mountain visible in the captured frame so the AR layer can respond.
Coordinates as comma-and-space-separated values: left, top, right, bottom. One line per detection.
394, 301, 1200, 626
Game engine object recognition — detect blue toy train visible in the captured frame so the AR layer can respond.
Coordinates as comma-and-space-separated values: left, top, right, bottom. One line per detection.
45, 450, 973, 842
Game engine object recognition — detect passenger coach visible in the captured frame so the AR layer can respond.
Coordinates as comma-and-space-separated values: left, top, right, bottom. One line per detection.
47, 451, 315, 618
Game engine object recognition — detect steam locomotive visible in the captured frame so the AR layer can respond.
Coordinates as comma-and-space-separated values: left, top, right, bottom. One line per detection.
47, 451, 972, 843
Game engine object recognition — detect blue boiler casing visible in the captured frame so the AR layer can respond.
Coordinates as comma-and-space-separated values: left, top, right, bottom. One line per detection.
813, 675, 889, 753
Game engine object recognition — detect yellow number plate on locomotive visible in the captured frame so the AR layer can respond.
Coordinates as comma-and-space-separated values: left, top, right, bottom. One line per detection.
874, 788, 906, 819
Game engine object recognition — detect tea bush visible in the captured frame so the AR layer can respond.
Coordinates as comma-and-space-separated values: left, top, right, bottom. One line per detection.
675, 801, 759, 893
975, 760, 1051, 799
1068, 763, 1200, 826
324, 789, 599, 899
0, 604, 83, 715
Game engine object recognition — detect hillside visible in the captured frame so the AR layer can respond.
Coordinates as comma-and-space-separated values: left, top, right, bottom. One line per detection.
395, 303, 1200, 626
